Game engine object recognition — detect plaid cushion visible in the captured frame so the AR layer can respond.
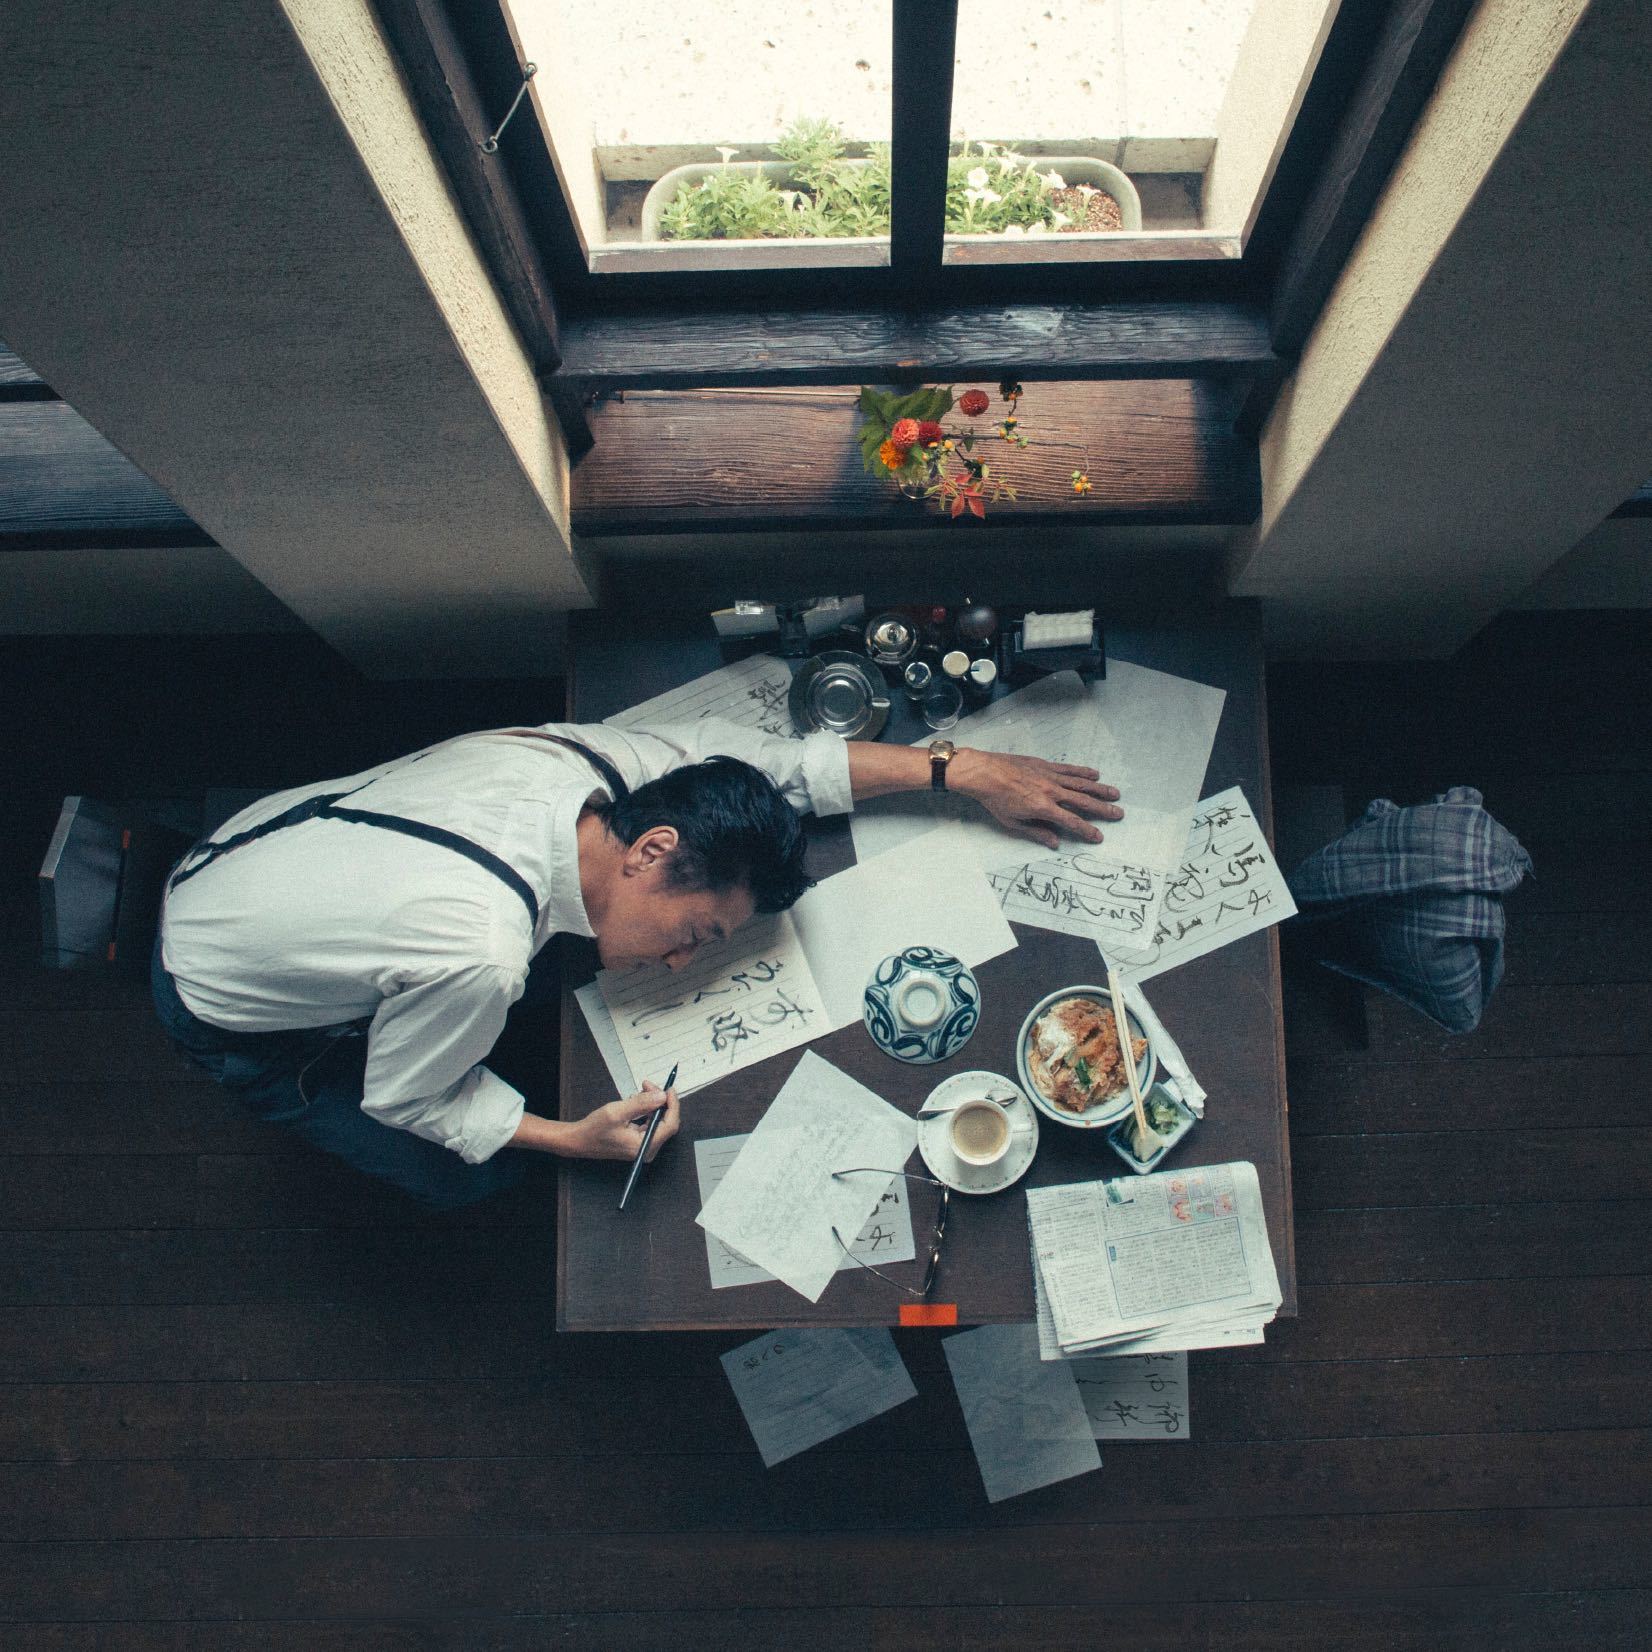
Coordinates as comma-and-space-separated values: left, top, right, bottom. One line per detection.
1288, 787, 1533, 1033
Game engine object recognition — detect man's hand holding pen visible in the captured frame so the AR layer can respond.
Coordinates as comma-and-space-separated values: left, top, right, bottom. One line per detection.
570, 1079, 681, 1161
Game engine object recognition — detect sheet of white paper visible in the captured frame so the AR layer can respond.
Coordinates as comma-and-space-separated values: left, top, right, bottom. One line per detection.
597, 912, 829, 1095
943, 1323, 1101, 1503
1082, 660, 1226, 871
603, 654, 796, 739
1071, 1351, 1191, 1439
1104, 787, 1298, 982
722, 1327, 916, 1467
574, 981, 639, 1097
695, 1133, 916, 1288
789, 825, 1017, 1030
696, 1050, 918, 1302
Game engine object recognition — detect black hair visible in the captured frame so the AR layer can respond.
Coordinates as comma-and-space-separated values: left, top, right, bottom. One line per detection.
597, 756, 813, 914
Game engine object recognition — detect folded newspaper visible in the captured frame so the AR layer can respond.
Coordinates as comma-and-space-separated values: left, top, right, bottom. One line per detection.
1027, 1162, 1282, 1359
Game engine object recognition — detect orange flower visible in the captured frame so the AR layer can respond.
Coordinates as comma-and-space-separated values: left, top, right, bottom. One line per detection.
1071, 471, 1092, 494
879, 439, 904, 471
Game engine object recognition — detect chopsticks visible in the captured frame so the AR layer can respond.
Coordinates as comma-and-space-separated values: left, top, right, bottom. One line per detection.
1106, 967, 1154, 1159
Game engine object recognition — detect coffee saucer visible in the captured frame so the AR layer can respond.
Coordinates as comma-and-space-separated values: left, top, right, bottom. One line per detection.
916, 1070, 1040, 1197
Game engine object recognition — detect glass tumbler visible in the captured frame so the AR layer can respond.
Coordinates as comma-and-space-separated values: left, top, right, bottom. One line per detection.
921, 681, 963, 731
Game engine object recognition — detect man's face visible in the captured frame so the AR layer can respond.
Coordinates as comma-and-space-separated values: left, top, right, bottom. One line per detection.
594, 828, 757, 970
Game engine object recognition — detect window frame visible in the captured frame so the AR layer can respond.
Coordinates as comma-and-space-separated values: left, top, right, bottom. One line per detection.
375, 0, 1478, 445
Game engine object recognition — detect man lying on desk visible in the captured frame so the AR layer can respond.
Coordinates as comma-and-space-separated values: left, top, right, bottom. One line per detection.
152, 719, 1121, 1208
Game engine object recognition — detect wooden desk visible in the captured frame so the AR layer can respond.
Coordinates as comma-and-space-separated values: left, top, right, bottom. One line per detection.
558, 606, 1294, 1331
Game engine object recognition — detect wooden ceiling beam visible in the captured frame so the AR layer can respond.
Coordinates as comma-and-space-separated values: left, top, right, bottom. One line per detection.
556, 301, 1279, 392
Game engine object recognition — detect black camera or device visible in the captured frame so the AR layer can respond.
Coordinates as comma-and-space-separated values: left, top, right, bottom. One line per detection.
39, 798, 193, 972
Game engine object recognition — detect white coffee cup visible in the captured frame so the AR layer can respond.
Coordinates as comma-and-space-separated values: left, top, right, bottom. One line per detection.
949, 1097, 1013, 1167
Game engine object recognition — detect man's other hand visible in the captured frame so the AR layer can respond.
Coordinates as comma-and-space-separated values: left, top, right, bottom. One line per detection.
950, 750, 1123, 852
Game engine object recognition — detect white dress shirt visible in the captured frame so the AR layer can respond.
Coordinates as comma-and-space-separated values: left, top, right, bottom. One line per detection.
160, 720, 853, 1163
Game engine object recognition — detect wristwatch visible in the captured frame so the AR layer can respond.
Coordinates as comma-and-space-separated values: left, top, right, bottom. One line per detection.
928, 738, 957, 791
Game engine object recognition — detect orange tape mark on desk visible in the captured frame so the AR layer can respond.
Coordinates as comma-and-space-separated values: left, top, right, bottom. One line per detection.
898, 1303, 958, 1327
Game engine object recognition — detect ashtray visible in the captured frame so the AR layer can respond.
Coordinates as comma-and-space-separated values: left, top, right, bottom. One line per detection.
1104, 1084, 1197, 1174
789, 650, 891, 739
862, 946, 980, 1064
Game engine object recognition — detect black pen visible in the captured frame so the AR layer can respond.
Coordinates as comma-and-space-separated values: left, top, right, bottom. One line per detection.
617, 1062, 677, 1212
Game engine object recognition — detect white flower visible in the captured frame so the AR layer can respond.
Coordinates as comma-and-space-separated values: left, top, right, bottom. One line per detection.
1002, 222, 1025, 237
964, 186, 1002, 206
1051, 210, 1071, 227
1001, 150, 1027, 168
716, 146, 739, 165
1077, 183, 1096, 197
1042, 170, 1066, 191
1027, 220, 1048, 235
967, 166, 990, 190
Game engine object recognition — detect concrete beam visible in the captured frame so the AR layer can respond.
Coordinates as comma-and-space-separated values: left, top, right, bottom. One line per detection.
1231, 0, 1652, 656
0, 0, 588, 677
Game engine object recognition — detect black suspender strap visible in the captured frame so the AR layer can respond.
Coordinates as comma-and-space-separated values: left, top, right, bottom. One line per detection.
165, 730, 630, 928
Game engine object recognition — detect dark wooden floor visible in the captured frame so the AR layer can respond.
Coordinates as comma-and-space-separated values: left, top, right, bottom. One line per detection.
1, 613, 1649, 1648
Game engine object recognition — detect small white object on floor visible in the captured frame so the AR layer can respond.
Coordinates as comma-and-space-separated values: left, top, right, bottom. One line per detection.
943, 1323, 1101, 1503
721, 1327, 916, 1468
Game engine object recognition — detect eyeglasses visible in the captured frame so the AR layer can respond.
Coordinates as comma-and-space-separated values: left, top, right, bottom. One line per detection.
830, 1168, 950, 1297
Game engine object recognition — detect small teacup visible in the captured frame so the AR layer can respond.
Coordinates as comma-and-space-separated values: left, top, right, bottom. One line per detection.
949, 1097, 1013, 1167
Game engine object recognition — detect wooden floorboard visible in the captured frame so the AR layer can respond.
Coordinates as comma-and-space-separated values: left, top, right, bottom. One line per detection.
1, 616, 1648, 1647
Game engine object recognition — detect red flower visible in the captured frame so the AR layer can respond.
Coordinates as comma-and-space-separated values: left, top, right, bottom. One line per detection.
959, 388, 990, 417
890, 417, 921, 450
917, 419, 945, 445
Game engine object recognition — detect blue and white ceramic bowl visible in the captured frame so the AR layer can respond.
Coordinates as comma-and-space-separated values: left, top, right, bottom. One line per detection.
862, 946, 980, 1065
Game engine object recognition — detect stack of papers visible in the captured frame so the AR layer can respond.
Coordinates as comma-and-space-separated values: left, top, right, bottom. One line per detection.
1027, 1162, 1281, 1358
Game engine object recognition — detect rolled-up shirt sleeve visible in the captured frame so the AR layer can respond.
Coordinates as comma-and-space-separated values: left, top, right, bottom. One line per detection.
357, 963, 528, 1162
580, 719, 854, 817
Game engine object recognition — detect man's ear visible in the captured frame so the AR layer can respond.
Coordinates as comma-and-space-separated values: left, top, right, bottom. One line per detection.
624, 825, 679, 876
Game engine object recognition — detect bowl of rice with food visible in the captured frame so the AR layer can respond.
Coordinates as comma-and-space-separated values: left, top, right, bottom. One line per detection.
1016, 986, 1157, 1128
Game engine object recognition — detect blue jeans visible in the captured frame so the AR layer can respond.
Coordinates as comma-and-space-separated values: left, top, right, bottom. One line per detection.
150, 940, 527, 1210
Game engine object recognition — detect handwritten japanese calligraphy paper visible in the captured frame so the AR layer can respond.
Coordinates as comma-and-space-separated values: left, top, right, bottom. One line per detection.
848, 663, 1226, 955
603, 654, 795, 740
597, 912, 828, 1095
696, 1050, 918, 1302
788, 825, 1017, 1029
943, 1323, 1101, 1502
694, 1132, 916, 1289
573, 981, 646, 1096
721, 1327, 916, 1467
1105, 787, 1297, 981
1072, 1351, 1191, 1439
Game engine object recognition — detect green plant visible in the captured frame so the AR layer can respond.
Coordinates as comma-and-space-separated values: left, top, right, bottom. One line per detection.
659, 124, 1082, 242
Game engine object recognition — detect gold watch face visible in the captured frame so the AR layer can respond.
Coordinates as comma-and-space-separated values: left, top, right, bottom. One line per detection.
930, 740, 957, 759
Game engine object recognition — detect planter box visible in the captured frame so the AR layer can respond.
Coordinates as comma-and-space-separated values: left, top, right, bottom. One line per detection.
638, 155, 1142, 242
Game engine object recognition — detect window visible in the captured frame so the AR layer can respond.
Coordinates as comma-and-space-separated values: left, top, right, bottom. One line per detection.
495, 0, 1340, 277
